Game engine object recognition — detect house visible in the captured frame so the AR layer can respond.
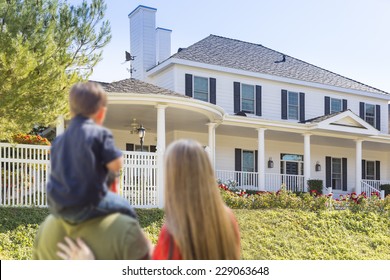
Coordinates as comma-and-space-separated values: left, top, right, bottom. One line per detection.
68, 5, 390, 203
2, 5, 390, 208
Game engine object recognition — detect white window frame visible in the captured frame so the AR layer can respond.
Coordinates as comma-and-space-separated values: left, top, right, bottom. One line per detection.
365, 160, 376, 180
364, 103, 376, 127
330, 98, 342, 114
287, 91, 299, 120
193, 76, 209, 102
241, 84, 255, 114
331, 158, 343, 190
242, 150, 255, 173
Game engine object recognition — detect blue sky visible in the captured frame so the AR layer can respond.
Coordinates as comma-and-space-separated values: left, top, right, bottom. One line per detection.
75, 0, 390, 93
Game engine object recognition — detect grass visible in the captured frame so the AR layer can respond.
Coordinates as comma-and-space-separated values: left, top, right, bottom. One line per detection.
1, 207, 389, 260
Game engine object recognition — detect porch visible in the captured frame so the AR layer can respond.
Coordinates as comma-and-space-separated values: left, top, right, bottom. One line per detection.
1, 143, 387, 208
216, 169, 387, 198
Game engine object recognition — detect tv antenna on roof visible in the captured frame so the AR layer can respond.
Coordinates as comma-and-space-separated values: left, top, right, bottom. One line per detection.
124, 51, 136, 78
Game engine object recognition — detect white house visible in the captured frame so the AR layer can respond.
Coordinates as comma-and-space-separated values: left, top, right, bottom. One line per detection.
94, 5, 390, 199
2, 5, 390, 208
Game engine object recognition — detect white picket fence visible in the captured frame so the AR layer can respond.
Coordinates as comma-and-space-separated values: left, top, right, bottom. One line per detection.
0, 143, 158, 208
0, 143, 50, 207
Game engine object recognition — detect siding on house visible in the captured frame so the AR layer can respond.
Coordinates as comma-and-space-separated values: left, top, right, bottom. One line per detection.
151, 64, 389, 133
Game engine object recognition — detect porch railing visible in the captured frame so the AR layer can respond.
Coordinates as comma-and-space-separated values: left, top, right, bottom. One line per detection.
0, 143, 158, 208
265, 173, 305, 193
216, 170, 305, 192
216, 170, 258, 190
361, 180, 388, 198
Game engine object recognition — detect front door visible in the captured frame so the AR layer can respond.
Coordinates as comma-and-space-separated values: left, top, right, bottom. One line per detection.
280, 154, 304, 191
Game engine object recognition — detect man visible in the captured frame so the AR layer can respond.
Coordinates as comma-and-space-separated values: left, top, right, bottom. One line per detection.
33, 174, 151, 260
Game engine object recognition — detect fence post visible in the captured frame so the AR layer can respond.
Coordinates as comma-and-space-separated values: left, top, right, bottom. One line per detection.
380, 190, 385, 199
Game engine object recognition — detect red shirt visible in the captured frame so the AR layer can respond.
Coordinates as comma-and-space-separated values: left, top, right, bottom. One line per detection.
152, 208, 240, 260
152, 224, 182, 260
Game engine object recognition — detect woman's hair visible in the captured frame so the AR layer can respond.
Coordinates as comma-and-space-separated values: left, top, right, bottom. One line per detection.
164, 139, 240, 259
69, 82, 107, 117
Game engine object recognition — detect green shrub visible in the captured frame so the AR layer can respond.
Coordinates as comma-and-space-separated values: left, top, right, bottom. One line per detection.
380, 184, 390, 197
307, 179, 323, 195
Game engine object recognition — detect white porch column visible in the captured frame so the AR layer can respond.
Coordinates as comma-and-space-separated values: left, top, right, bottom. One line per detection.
156, 104, 167, 208
355, 139, 363, 194
56, 115, 65, 136
303, 134, 311, 192
207, 122, 217, 169
257, 128, 266, 191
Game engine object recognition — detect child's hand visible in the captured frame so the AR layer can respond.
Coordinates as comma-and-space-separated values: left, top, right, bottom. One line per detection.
57, 237, 95, 260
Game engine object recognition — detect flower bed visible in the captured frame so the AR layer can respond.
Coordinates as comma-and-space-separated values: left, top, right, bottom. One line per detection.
12, 133, 50, 145
218, 183, 390, 213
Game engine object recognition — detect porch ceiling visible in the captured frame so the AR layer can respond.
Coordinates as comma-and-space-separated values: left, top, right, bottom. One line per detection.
105, 104, 211, 134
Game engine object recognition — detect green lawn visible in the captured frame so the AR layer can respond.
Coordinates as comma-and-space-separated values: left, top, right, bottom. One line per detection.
1, 207, 389, 260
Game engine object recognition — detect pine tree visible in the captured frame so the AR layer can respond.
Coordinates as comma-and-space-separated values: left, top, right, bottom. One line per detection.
0, 0, 111, 140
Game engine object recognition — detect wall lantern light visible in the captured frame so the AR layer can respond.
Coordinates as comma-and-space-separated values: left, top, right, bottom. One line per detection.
315, 161, 321, 172
268, 157, 274, 168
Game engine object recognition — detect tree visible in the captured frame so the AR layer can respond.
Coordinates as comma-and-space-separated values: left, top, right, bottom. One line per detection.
0, 0, 111, 140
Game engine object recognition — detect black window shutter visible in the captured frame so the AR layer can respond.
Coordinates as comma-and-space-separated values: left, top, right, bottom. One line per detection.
375, 161, 380, 180
209, 78, 216, 104
326, 157, 331, 189
299, 92, 305, 122
342, 99, 348, 111
362, 160, 366, 179
255, 150, 258, 172
150, 145, 157, 153
342, 158, 347, 191
281, 90, 287, 119
126, 143, 134, 151
359, 102, 365, 119
376, 105, 381, 130
235, 148, 242, 185
324, 96, 330, 115
185, 74, 193, 97
255, 85, 262, 116
235, 148, 242, 171
234, 82, 241, 113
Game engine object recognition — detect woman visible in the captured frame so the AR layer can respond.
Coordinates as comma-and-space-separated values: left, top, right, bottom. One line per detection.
57, 139, 240, 260
152, 139, 240, 259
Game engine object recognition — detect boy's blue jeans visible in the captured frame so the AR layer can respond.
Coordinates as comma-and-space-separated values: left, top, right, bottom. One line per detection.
50, 192, 137, 224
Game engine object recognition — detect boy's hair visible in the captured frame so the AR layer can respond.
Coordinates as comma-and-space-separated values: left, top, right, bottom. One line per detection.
69, 82, 108, 117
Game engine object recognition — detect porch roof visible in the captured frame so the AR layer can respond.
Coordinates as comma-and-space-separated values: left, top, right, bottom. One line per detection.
97, 78, 188, 98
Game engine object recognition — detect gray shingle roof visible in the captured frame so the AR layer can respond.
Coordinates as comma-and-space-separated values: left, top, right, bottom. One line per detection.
97, 78, 187, 97
300, 110, 346, 124
171, 35, 388, 95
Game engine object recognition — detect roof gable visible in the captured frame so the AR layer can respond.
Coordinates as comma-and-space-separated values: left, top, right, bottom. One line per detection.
305, 110, 379, 135
171, 35, 388, 95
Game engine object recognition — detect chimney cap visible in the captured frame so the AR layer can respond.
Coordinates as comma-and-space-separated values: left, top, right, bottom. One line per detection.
128, 5, 157, 18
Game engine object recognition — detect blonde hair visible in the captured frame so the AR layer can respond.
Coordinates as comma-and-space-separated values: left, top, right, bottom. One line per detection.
164, 139, 240, 259
69, 82, 107, 117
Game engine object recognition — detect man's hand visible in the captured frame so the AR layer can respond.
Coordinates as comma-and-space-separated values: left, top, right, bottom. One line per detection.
57, 237, 95, 260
